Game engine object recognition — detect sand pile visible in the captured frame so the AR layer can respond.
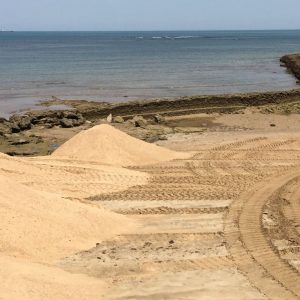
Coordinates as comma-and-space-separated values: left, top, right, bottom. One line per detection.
0, 125, 189, 298
52, 124, 189, 166
0, 174, 133, 263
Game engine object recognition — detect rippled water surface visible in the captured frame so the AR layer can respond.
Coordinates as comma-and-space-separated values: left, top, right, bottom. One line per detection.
0, 30, 300, 114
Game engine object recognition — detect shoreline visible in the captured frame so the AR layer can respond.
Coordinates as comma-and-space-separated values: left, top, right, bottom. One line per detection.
0, 53, 299, 156
29, 54, 300, 119
41, 88, 300, 120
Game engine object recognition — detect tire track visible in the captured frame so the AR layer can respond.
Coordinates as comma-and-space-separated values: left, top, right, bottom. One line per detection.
225, 171, 300, 299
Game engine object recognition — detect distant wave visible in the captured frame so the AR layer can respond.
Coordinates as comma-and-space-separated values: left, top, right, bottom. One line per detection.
138, 35, 245, 41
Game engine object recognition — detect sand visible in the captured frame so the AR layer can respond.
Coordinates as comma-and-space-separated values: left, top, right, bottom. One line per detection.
0, 125, 190, 299
0, 152, 150, 198
0, 254, 106, 300
0, 174, 135, 263
3, 118, 300, 299
52, 124, 189, 166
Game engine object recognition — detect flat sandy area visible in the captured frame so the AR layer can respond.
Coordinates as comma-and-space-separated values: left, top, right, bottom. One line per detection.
1, 109, 300, 299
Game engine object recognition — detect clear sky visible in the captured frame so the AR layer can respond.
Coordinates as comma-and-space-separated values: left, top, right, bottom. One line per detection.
1, 0, 300, 31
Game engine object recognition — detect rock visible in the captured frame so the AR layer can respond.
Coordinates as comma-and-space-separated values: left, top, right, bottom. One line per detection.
107, 114, 113, 123
10, 115, 32, 131
0, 117, 8, 124
174, 127, 206, 134
61, 111, 80, 119
113, 116, 125, 123
270, 123, 276, 127
133, 116, 148, 128
10, 123, 21, 133
6, 150, 38, 156
0, 123, 12, 136
60, 118, 74, 128
18, 115, 32, 130
153, 114, 165, 124
10, 138, 30, 145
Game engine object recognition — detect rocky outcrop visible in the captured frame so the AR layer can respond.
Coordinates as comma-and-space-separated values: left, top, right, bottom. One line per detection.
1, 110, 86, 136
74, 89, 300, 121
280, 54, 300, 81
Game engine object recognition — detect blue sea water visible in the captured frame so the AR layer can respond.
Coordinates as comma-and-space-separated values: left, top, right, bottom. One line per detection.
0, 30, 300, 115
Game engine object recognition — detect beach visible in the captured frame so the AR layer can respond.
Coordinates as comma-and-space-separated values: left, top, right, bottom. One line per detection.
0, 52, 300, 299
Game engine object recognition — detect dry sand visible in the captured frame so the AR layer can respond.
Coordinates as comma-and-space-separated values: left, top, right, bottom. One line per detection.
55, 113, 300, 300
52, 124, 189, 166
2, 116, 300, 299
0, 125, 187, 299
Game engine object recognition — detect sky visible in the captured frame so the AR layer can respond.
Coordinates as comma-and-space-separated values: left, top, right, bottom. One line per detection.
0, 0, 300, 31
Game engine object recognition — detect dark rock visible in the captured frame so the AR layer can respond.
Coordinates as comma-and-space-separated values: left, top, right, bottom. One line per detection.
72, 118, 85, 127
10, 123, 21, 133
19, 116, 32, 130
280, 54, 300, 81
9, 115, 32, 131
270, 123, 276, 127
6, 150, 39, 156
10, 138, 30, 145
60, 118, 74, 128
0, 117, 8, 124
62, 111, 82, 120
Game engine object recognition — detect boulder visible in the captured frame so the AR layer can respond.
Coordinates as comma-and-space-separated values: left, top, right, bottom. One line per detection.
10, 123, 21, 133
61, 111, 80, 119
113, 116, 125, 123
18, 115, 32, 130
107, 114, 113, 123
133, 116, 148, 128
9, 115, 32, 131
153, 114, 165, 124
60, 118, 74, 128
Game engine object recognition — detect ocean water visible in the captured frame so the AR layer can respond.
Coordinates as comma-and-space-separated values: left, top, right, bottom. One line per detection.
0, 30, 300, 115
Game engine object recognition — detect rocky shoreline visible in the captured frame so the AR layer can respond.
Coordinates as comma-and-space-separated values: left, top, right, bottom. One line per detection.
1, 88, 300, 139
280, 54, 300, 82
0, 54, 300, 156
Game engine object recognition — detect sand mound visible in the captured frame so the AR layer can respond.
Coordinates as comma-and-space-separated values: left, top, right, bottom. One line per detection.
0, 175, 133, 263
52, 124, 189, 166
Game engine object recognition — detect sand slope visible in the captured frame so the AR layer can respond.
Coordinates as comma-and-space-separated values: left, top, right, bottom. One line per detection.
0, 125, 190, 299
0, 152, 149, 198
0, 175, 134, 263
0, 254, 106, 300
52, 124, 189, 166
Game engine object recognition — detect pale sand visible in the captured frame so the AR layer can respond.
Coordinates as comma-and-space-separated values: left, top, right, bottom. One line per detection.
0, 254, 107, 300
52, 124, 189, 166
0, 152, 149, 198
0, 125, 187, 299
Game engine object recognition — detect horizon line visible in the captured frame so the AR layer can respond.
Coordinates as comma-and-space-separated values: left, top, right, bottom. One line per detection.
3, 28, 300, 32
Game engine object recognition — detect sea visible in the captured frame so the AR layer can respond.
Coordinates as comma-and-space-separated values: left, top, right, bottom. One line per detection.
0, 30, 300, 117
